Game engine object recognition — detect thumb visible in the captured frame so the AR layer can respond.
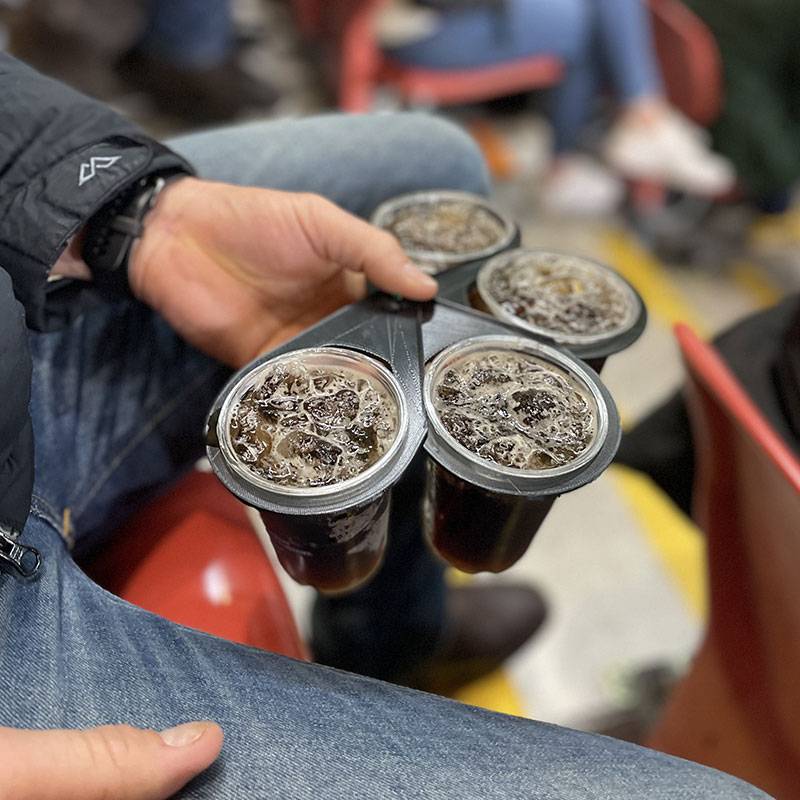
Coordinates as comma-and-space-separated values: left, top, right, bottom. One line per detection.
304, 195, 439, 301
2, 721, 223, 800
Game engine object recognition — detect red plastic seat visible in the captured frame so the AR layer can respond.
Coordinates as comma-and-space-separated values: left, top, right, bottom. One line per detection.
649, 0, 723, 127
297, 0, 721, 121
647, 324, 800, 798
83, 471, 308, 661
303, 0, 563, 111
291, 0, 322, 40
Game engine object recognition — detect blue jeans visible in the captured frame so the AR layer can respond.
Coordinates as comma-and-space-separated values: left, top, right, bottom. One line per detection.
0, 114, 766, 798
139, 0, 233, 68
387, 0, 663, 151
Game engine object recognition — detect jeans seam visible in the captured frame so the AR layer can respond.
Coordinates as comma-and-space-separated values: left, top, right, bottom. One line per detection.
72, 362, 223, 522
30, 495, 70, 546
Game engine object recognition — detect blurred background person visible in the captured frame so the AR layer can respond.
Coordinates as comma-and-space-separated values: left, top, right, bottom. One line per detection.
2, 0, 280, 125
681, 0, 800, 269
380, 0, 734, 215
617, 294, 800, 515
115, 0, 280, 123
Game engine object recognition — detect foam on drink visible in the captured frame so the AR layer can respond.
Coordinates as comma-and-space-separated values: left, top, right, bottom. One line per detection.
480, 251, 636, 341
431, 349, 596, 472
229, 359, 398, 489
383, 198, 507, 256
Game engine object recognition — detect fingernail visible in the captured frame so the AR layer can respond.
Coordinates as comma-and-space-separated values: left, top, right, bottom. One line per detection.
404, 262, 437, 291
420, 273, 438, 290
159, 722, 208, 748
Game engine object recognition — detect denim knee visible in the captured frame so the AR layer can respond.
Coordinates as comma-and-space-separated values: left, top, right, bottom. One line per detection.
394, 113, 491, 198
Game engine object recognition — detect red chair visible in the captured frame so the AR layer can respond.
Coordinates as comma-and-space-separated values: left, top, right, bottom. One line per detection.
647, 325, 800, 798
291, 0, 322, 40
306, 0, 563, 112
83, 471, 309, 661
297, 0, 721, 122
649, 0, 723, 127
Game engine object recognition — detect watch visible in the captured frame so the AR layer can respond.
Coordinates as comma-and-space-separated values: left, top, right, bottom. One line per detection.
81, 172, 180, 291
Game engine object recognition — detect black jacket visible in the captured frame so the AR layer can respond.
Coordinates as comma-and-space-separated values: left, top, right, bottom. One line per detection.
0, 54, 192, 533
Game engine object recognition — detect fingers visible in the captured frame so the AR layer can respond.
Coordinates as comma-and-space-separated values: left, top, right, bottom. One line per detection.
1, 721, 223, 800
302, 195, 438, 301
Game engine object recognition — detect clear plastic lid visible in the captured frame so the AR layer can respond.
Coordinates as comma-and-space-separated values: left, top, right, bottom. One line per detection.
218, 347, 409, 498
476, 249, 640, 347
371, 190, 516, 273
424, 336, 609, 482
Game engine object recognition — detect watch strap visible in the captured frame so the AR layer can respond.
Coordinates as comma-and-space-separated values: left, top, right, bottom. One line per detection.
81, 172, 180, 292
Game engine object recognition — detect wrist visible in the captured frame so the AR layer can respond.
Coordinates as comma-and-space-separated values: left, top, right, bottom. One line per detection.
76, 172, 190, 298
128, 176, 194, 303
51, 232, 91, 281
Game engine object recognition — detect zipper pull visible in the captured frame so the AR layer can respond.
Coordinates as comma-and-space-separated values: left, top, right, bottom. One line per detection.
0, 526, 41, 579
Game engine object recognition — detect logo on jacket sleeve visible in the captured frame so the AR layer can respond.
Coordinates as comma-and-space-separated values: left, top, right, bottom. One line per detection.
78, 155, 122, 187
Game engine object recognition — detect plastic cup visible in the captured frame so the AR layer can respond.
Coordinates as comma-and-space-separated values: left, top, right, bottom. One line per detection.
423, 335, 614, 573
213, 347, 409, 595
475, 249, 645, 371
371, 190, 518, 275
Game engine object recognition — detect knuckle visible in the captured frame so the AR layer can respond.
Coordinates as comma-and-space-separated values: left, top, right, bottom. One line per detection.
80, 726, 141, 796
299, 192, 328, 211
377, 229, 403, 253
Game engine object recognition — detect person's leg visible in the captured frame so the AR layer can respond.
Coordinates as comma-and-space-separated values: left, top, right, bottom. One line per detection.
167, 112, 491, 216
1, 518, 769, 798
590, 0, 662, 104
538, 2, 625, 216
169, 112, 492, 680
591, 0, 734, 194
138, 0, 233, 68
385, 0, 589, 70
116, 0, 276, 126
26, 298, 227, 558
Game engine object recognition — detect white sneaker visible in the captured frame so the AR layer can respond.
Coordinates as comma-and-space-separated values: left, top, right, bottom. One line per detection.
376, 0, 441, 48
540, 155, 624, 217
603, 110, 736, 196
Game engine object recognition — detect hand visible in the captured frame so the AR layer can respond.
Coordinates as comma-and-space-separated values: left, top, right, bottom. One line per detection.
1, 721, 223, 800
129, 178, 438, 367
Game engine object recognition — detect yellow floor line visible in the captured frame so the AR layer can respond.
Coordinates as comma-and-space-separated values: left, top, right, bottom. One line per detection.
730, 260, 782, 310
602, 228, 708, 336
601, 228, 708, 621
452, 669, 528, 718
611, 466, 707, 621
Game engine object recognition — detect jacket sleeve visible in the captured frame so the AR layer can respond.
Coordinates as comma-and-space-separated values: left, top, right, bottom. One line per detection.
0, 268, 33, 533
0, 53, 195, 331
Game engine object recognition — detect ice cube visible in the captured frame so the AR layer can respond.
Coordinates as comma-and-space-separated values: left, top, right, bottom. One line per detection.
466, 368, 511, 390
276, 431, 342, 467
346, 423, 379, 463
440, 411, 489, 452
512, 389, 559, 425
304, 389, 360, 429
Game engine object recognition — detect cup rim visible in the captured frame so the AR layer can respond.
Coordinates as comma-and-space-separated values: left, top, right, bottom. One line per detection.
476, 248, 641, 347
423, 335, 609, 481
217, 346, 409, 498
371, 190, 517, 266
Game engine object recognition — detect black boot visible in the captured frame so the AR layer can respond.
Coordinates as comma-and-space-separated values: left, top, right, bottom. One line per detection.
400, 583, 547, 694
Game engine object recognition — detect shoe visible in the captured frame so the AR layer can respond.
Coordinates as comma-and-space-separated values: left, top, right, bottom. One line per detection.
401, 583, 547, 694
114, 48, 280, 124
376, 0, 441, 48
540, 155, 624, 217
603, 109, 735, 197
